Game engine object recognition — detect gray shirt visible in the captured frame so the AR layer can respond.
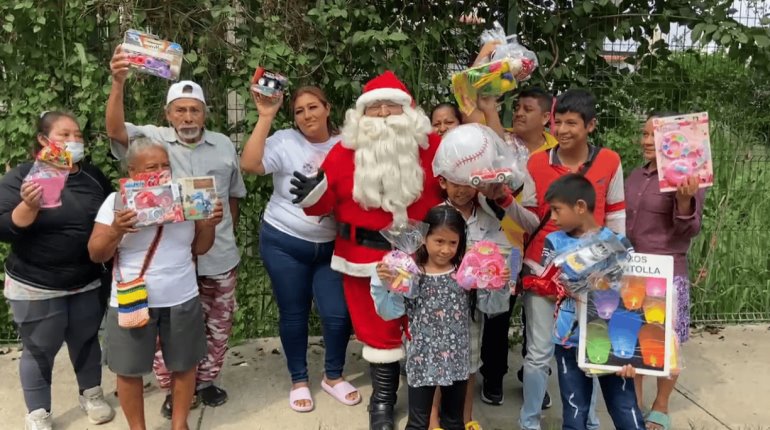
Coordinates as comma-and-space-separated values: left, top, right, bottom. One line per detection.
111, 123, 247, 276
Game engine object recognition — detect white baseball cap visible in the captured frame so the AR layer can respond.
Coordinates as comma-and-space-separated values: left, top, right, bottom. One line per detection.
166, 80, 206, 106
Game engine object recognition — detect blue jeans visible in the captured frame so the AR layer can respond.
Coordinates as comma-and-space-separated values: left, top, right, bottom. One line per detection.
554, 345, 645, 430
259, 221, 351, 383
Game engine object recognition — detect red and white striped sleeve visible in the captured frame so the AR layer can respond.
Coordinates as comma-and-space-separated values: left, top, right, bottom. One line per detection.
605, 163, 626, 234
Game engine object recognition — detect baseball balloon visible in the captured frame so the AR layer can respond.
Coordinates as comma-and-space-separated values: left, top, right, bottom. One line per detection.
432, 123, 502, 185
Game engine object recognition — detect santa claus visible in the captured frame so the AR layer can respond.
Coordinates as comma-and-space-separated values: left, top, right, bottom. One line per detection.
290, 71, 442, 430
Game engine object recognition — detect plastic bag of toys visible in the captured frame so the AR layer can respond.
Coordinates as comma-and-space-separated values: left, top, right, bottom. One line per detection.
455, 241, 508, 291
379, 221, 429, 296
432, 123, 528, 191
23, 142, 72, 209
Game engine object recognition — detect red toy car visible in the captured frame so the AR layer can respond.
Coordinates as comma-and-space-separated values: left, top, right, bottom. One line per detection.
470, 167, 513, 187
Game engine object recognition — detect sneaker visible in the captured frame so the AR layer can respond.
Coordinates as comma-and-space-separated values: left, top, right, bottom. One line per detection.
25, 409, 53, 430
542, 391, 552, 410
161, 393, 201, 419
480, 379, 503, 406
78, 387, 115, 424
197, 385, 228, 407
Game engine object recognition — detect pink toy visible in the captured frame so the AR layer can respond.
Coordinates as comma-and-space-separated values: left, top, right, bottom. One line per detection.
382, 250, 420, 295
653, 113, 713, 192
455, 241, 508, 290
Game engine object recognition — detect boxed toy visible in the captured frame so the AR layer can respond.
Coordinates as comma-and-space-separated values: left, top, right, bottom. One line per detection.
251, 67, 288, 97
179, 176, 218, 220
122, 29, 183, 80
652, 112, 713, 192
124, 183, 184, 227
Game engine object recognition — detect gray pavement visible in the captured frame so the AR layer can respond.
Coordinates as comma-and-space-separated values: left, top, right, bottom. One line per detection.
0, 325, 767, 429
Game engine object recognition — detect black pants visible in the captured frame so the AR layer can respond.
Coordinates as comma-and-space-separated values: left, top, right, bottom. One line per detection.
480, 294, 522, 383
406, 380, 467, 430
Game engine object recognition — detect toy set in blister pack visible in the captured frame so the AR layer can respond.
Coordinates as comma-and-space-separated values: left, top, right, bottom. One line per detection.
432, 123, 528, 190
456, 241, 508, 291
118, 170, 184, 227
653, 112, 713, 192
23, 143, 73, 209
123, 29, 183, 81
251, 67, 288, 97
379, 221, 429, 296
578, 253, 682, 377
452, 21, 538, 115
179, 176, 217, 220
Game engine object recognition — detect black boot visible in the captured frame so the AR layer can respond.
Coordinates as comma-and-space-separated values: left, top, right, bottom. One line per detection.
368, 361, 400, 430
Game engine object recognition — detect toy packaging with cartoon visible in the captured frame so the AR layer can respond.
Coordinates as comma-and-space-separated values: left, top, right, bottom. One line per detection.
179, 176, 217, 220
451, 21, 538, 115
379, 221, 429, 296
455, 241, 508, 290
432, 123, 528, 190
122, 29, 183, 81
653, 112, 713, 192
117, 171, 184, 227
23, 142, 73, 209
251, 67, 288, 97
578, 253, 679, 377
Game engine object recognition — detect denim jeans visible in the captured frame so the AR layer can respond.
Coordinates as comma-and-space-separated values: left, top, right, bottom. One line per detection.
554, 345, 645, 430
259, 221, 351, 383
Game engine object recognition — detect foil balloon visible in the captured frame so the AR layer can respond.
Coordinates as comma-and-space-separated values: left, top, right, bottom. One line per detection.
586, 320, 611, 364
609, 310, 643, 359
638, 323, 666, 368
592, 289, 620, 320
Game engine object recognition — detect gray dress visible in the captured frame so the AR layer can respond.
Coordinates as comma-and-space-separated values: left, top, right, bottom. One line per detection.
405, 271, 470, 387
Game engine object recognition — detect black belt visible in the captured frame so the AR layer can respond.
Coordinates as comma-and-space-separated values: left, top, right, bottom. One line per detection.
338, 223, 391, 251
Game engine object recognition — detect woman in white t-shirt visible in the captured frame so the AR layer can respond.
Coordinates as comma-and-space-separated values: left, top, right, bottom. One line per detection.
241, 86, 358, 412
88, 137, 223, 429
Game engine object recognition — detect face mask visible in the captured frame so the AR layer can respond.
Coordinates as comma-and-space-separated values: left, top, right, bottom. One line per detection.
65, 141, 85, 163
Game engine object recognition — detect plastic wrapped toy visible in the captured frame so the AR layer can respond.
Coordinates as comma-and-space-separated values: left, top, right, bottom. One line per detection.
551, 232, 629, 293
455, 241, 508, 290
379, 221, 428, 295
652, 112, 713, 192
23, 142, 72, 209
122, 29, 183, 81
179, 176, 217, 220
452, 21, 538, 115
578, 253, 678, 377
432, 123, 528, 190
251, 67, 288, 97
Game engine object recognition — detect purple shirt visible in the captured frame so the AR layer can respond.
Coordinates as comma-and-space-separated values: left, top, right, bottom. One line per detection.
625, 164, 705, 277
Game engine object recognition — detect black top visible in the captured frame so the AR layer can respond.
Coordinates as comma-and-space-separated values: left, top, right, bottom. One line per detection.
0, 162, 112, 291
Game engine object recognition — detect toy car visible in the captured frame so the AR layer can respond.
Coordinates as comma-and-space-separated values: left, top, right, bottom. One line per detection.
469, 167, 513, 187
251, 67, 288, 97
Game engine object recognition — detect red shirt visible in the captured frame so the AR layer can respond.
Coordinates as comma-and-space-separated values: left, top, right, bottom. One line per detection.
520, 145, 626, 263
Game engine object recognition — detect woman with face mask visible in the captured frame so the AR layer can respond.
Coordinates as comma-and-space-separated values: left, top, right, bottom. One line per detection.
0, 111, 115, 430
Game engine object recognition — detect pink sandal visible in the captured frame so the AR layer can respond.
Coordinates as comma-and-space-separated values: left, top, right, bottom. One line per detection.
321, 379, 361, 406
289, 386, 314, 412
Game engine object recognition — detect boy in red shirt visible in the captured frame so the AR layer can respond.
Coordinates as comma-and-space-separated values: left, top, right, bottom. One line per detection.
483, 89, 625, 430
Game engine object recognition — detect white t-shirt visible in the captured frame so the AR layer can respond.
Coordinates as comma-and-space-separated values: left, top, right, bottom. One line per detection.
262, 129, 338, 243
96, 193, 199, 308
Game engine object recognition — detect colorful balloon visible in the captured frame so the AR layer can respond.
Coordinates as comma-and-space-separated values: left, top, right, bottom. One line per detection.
592, 289, 620, 320
621, 277, 646, 310
638, 323, 666, 368
586, 320, 611, 364
609, 310, 643, 359
643, 297, 666, 324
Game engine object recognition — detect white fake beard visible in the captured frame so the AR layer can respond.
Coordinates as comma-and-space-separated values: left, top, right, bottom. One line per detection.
341, 105, 432, 227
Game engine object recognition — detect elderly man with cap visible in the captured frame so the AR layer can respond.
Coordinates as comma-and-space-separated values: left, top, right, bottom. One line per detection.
290, 70, 443, 430
106, 45, 247, 418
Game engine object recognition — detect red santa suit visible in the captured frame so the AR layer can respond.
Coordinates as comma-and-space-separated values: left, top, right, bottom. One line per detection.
298, 72, 443, 363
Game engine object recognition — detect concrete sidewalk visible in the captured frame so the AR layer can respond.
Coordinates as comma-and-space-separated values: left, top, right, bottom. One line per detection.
0, 325, 766, 430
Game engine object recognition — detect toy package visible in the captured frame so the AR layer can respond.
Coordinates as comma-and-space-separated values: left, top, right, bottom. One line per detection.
653, 112, 713, 192
452, 21, 538, 115
455, 241, 508, 290
122, 29, 183, 81
124, 184, 184, 227
251, 67, 288, 97
379, 221, 428, 296
117, 170, 173, 209
23, 142, 72, 209
432, 123, 528, 190
179, 176, 217, 220
578, 253, 677, 377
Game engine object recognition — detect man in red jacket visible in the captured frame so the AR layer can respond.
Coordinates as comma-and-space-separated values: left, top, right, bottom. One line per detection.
290, 71, 442, 430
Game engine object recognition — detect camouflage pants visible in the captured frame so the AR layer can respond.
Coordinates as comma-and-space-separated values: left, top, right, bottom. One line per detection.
153, 267, 237, 390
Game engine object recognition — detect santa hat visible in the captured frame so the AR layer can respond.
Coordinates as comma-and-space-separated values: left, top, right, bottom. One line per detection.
355, 71, 414, 111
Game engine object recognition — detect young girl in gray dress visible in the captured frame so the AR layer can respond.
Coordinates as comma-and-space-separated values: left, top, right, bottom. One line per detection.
371, 206, 475, 430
